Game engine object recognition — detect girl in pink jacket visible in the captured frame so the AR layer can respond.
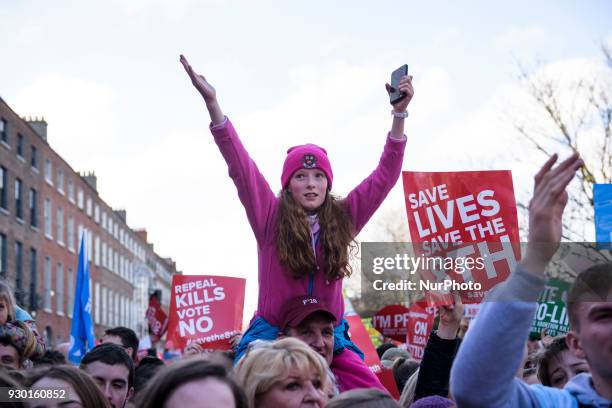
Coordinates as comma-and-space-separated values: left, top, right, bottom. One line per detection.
180, 55, 413, 388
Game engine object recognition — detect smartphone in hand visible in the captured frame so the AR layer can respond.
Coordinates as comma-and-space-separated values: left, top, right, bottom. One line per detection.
389, 64, 409, 105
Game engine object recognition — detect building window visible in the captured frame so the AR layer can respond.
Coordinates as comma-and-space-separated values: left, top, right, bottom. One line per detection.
77, 224, 83, 250
56, 206, 64, 245
56, 262, 63, 314
115, 292, 120, 326
67, 216, 74, 251
94, 236, 100, 266
101, 286, 108, 325
30, 145, 38, 169
101, 211, 106, 230
56, 168, 64, 194
0, 119, 8, 144
29, 188, 37, 227
14, 241, 23, 302
67, 178, 74, 203
114, 252, 119, 275
94, 282, 100, 324
29, 248, 37, 311
101, 241, 107, 268
0, 166, 7, 210
86, 197, 92, 217
94, 204, 100, 224
0, 234, 5, 277
44, 159, 52, 184
44, 256, 51, 311
107, 247, 113, 271
67, 268, 74, 318
14, 178, 23, 220
44, 199, 52, 238
77, 188, 83, 209
17, 134, 24, 158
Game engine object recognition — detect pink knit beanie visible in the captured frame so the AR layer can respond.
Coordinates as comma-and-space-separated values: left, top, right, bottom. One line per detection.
281, 144, 333, 190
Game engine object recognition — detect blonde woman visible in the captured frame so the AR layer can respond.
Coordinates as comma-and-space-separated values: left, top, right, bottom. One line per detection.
235, 337, 330, 408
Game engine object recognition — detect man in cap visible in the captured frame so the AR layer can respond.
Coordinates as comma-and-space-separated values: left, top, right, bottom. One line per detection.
279, 296, 388, 393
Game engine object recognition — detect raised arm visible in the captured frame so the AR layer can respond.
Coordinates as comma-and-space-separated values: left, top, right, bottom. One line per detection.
180, 54, 224, 125
450, 153, 583, 408
386, 74, 414, 140
414, 293, 463, 401
180, 55, 276, 241
342, 76, 414, 233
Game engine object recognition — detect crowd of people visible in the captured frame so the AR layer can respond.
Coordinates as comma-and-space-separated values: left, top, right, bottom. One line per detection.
0, 56, 609, 407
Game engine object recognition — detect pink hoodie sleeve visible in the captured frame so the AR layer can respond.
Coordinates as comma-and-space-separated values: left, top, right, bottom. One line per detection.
210, 118, 277, 242
343, 134, 407, 234
331, 349, 388, 393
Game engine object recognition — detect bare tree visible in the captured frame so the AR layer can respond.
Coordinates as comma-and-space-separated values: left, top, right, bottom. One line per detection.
510, 43, 612, 243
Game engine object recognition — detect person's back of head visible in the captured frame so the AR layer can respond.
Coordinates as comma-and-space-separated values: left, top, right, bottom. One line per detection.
136, 357, 247, 408
32, 349, 66, 366
381, 347, 412, 368
134, 356, 164, 395
377, 343, 397, 359
80, 343, 135, 389
392, 357, 419, 395
0, 369, 24, 407
327, 388, 401, 408
103, 326, 139, 360
399, 367, 420, 407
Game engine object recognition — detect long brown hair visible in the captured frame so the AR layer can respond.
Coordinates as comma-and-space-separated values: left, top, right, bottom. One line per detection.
276, 190, 357, 280
0, 280, 37, 359
26, 365, 110, 407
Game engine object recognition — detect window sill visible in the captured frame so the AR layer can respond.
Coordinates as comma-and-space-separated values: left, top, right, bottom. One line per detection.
57, 241, 65, 248
56, 311, 64, 317
31, 167, 39, 174
45, 233, 53, 240
17, 155, 26, 163
1, 141, 11, 150
16, 217, 24, 225
57, 189, 65, 196
30, 225, 39, 232
43, 307, 52, 314
0, 207, 9, 216
45, 179, 53, 186
68, 247, 75, 254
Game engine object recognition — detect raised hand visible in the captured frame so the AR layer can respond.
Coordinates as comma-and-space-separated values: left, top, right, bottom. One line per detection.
522, 153, 583, 274
437, 292, 464, 339
180, 54, 225, 125
180, 54, 217, 103
386, 75, 414, 112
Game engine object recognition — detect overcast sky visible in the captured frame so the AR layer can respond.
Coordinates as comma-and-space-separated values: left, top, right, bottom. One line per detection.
1, 0, 610, 319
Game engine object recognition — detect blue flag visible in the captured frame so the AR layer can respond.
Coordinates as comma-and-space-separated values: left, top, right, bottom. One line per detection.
68, 231, 95, 364
594, 184, 612, 249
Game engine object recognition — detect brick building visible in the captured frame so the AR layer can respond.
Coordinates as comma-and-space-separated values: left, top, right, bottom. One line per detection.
0, 97, 179, 347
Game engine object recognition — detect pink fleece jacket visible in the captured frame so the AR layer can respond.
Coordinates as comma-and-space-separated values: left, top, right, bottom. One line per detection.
210, 117, 406, 326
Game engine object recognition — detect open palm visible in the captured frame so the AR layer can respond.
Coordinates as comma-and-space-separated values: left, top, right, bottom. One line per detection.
180, 54, 216, 102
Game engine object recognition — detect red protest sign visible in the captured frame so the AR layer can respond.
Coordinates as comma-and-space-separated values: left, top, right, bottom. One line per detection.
372, 305, 411, 342
402, 171, 521, 303
405, 302, 435, 362
146, 296, 168, 342
345, 314, 400, 399
166, 275, 245, 351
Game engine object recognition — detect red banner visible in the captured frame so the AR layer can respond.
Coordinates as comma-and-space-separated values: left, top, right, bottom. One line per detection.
166, 275, 245, 351
146, 296, 168, 343
405, 302, 435, 362
345, 314, 400, 399
372, 305, 411, 342
402, 171, 521, 303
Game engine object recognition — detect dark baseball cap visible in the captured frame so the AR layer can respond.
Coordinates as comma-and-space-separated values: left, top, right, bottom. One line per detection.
279, 296, 337, 330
